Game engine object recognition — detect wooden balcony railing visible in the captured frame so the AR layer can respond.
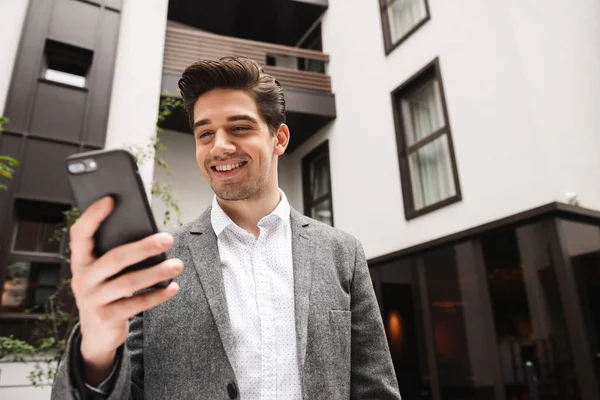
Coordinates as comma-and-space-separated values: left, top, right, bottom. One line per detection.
163, 26, 332, 93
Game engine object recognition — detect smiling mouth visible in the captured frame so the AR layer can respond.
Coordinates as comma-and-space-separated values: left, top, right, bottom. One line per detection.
211, 161, 247, 172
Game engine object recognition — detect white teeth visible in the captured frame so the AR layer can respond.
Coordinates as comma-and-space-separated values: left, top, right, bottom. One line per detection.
215, 162, 243, 172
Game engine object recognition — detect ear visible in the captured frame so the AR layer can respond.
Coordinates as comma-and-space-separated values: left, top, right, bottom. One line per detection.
273, 124, 290, 156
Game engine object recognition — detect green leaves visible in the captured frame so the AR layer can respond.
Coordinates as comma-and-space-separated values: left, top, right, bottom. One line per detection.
0, 117, 19, 190
0, 116, 8, 130
0, 335, 35, 359
151, 180, 181, 226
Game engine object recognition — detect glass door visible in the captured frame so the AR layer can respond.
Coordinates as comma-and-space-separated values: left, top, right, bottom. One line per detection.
559, 219, 600, 398
480, 221, 585, 400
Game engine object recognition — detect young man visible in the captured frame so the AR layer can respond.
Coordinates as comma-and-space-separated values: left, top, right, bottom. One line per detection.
52, 57, 401, 399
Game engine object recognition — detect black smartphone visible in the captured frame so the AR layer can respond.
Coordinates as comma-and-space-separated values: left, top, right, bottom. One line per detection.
65, 149, 171, 289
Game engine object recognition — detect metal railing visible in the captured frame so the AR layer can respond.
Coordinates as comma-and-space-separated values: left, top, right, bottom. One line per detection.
163, 26, 332, 93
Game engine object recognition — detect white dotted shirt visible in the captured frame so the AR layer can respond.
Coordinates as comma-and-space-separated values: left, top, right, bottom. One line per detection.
211, 190, 302, 400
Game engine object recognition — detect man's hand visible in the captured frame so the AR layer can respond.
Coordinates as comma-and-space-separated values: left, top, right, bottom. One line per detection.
69, 197, 184, 387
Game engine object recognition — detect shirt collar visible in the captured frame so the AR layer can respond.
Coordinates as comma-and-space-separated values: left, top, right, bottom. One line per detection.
210, 189, 290, 237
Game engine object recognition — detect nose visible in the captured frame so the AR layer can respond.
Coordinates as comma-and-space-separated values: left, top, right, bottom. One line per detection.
210, 129, 236, 157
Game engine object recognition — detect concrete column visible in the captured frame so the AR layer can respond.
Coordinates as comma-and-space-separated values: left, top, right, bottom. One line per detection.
105, 0, 170, 188
0, 0, 30, 115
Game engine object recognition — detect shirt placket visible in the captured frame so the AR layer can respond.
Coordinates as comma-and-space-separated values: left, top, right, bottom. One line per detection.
253, 225, 277, 400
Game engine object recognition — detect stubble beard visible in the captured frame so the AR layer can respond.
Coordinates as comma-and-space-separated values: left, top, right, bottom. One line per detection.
209, 163, 270, 202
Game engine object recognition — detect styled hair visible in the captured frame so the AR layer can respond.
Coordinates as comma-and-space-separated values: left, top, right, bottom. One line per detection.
178, 56, 286, 135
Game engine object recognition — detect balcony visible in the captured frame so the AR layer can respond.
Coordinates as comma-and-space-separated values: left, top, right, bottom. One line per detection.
167, 0, 328, 47
160, 24, 336, 152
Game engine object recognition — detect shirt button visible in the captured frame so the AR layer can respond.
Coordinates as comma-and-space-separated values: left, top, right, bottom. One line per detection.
227, 382, 238, 399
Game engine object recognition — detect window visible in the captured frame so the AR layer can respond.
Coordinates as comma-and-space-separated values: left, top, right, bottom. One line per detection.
1, 200, 68, 314
42, 39, 94, 88
372, 259, 432, 399
392, 59, 461, 219
302, 141, 334, 226
380, 0, 430, 54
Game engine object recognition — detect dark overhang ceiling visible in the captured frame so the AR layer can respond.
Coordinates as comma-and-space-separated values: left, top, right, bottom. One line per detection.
167, 0, 326, 46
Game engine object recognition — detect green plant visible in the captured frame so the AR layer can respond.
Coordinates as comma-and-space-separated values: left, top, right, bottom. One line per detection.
0, 94, 184, 386
0, 116, 19, 190
128, 94, 183, 227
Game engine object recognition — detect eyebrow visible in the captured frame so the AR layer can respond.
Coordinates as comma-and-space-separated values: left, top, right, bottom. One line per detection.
227, 114, 259, 124
192, 114, 259, 130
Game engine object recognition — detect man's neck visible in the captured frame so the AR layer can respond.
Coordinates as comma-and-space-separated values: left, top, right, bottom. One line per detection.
216, 186, 281, 238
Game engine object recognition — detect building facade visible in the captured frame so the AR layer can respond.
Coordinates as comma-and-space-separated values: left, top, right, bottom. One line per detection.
1, 0, 600, 399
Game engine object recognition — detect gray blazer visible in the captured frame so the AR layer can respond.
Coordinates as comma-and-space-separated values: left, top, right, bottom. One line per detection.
52, 208, 401, 399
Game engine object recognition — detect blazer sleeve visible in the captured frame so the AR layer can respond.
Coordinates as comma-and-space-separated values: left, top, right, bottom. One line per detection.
51, 314, 145, 400
349, 238, 402, 399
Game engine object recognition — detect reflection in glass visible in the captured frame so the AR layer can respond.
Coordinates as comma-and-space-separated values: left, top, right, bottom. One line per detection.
311, 199, 333, 226
14, 221, 41, 252
1, 260, 60, 313
14, 220, 61, 253
482, 224, 579, 399
378, 259, 432, 399
310, 155, 330, 201
560, 219, 600, 395
423, 244, 495, 399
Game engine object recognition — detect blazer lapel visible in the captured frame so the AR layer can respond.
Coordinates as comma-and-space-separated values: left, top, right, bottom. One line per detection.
290, 209, 316, 369
186, 207, 236, 373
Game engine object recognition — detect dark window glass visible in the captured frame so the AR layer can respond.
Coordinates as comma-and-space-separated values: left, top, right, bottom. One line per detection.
423, 244, 495, 399
1, 260, 60, 313
43, 39, 93, 88
302, 141, 334, 226
14, 220, 42, 252
297, 23, 325, 73
13, 220, 60, 253
482, 224, 580, 399
377, 258, 432, 399
41, 222, 61, 253
560, 219, 600, 395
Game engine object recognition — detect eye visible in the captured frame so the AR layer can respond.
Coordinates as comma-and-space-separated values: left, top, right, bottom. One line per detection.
197, 131, 213, 139
232, 126, 251, 132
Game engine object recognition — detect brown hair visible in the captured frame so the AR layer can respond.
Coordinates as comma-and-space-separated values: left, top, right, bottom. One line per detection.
178, 56, 286, 135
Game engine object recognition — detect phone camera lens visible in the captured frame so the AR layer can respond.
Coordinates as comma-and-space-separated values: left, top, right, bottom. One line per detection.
68, 162, 85, 174
85, 160, 97, 171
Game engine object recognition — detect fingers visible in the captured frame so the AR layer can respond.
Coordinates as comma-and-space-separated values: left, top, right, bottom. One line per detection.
70, 196, 114, 273
100, 282, 180, 321
90, 258, 184, 304
80, 232, 174, 288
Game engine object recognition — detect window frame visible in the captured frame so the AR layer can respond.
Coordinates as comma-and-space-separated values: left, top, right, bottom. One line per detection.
379, 0, 431, 55
40, 39, 94, 90
391, 58, 462, 220
302, 140, 334, 227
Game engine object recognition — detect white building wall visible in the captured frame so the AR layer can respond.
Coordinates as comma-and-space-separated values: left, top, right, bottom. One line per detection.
313, 0, 600, 259
0, 361, 52, 400
105, 0, 170, 188
505, 0, 600, 210
0, 0, 30, 115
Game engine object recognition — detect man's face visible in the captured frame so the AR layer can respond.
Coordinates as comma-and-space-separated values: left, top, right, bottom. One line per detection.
192, 88, 283, 201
